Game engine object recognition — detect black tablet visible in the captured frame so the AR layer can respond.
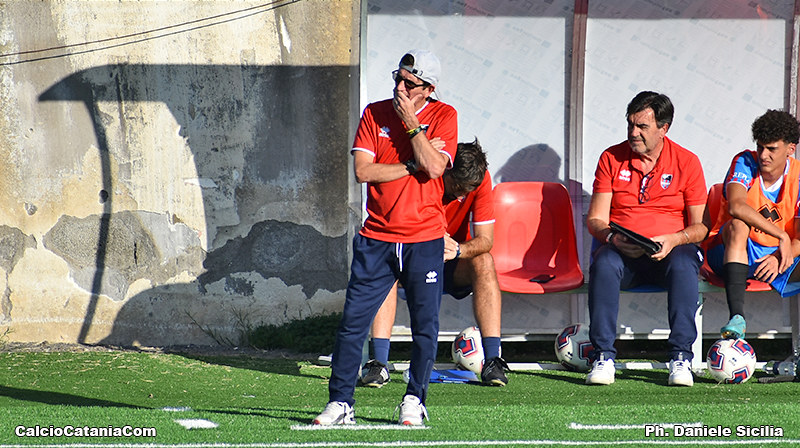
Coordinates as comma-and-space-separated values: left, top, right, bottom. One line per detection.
609, 222, 662, 255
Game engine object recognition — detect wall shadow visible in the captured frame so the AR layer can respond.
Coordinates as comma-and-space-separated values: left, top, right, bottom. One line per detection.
0, 384, 138, 408
495, 143, 562, 184
38, 64, 352, 348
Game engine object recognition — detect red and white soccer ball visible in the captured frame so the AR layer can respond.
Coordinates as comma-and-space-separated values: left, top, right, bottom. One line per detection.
452, 326, 484, 374
706, 338, 757, 384
555, 323, 594, 372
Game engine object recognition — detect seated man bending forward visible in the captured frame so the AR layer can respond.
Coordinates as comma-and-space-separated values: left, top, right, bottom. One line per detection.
363, 139, 510, 387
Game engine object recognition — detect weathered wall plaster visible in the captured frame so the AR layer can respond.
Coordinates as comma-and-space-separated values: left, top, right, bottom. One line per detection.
0, 0, 360, 346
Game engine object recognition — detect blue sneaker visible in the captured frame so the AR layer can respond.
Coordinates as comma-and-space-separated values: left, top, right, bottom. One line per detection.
720, 314, 746, 340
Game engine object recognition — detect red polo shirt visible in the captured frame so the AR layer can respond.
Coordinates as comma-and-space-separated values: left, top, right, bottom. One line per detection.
352, 99, 458, 243
592, 137, 707, 238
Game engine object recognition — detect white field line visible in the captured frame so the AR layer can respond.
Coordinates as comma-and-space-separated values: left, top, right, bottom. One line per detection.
1, 440, 798, 447
570, 422, 703, 430
162, 407, 193, 412
291, 424, 429, 430
174, 419, 219, 429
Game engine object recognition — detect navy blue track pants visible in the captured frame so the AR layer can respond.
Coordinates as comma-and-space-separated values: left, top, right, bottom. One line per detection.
588, 242, 702, 361
329, 234, 444, 406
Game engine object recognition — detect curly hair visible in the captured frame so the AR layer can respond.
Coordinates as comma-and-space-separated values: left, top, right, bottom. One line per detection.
752, 110, 800, 145
449, 138, 488, 192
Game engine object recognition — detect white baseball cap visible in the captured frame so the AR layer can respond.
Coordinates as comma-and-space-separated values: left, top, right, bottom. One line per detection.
398, 49, 441, 87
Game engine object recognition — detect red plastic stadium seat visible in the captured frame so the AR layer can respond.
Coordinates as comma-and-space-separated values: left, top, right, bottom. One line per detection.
700, 182, 771, 291
490, 182, 584, 293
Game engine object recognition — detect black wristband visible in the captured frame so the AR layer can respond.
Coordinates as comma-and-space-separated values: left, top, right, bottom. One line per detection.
404, 159, 418, 175
406, 124, 429, 139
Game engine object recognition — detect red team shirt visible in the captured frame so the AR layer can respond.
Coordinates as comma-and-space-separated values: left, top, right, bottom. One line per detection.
444, 170, 495, 243
593, 136, 707, 238
352, 99, 458, 243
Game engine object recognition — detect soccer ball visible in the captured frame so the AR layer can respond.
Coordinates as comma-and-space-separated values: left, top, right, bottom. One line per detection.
452, 326, 484, 374
706, 338, 757, 384
555, 323, 594, 372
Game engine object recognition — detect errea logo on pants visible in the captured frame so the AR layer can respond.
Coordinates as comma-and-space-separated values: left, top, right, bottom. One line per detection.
425, 271, 438, 284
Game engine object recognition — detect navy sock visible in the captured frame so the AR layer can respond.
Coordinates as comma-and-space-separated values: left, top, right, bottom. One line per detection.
371, 338, 391, 365
482, 336, 502, 360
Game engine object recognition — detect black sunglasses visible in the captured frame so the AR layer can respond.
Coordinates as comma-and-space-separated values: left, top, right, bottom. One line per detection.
392, 70, 427, 90
639, 172, 654, 204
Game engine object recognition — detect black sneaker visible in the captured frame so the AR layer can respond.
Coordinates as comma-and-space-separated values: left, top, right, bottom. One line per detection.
360, 360, 390, 388
481, 357, 510, 386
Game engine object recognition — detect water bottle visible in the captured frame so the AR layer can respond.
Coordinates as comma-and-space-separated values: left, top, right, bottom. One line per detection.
762, 359, 797, 376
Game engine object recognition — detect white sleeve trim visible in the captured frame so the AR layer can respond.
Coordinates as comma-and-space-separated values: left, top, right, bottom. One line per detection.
352, 147, 376, 158
440, 150, 454, 168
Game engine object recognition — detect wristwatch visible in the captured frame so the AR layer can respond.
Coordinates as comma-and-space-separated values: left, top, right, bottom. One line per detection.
404, 159, 418, 175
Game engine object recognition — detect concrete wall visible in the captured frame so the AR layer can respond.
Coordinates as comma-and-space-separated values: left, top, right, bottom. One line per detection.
0, 1, 361, 346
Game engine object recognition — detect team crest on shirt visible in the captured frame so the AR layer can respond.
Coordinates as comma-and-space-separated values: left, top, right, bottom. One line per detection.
619, 169, 631, 182
379, 126, 390, 139
661, 174, 673, 189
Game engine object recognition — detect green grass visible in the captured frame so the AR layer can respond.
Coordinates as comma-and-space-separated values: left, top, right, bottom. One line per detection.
247, 312, 341, 354
1, 349, 800, 447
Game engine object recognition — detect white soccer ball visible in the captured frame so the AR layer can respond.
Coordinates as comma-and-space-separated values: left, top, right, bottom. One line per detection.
452, 326, 484, 374
706, 338, 757, 384
555, 323, 594, 372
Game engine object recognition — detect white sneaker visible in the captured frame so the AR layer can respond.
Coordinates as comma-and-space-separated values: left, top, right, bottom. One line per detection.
395, 394, 428, 426
585, 357, 615, 385
668, 358, 694, 387
312, 401, 355, 425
